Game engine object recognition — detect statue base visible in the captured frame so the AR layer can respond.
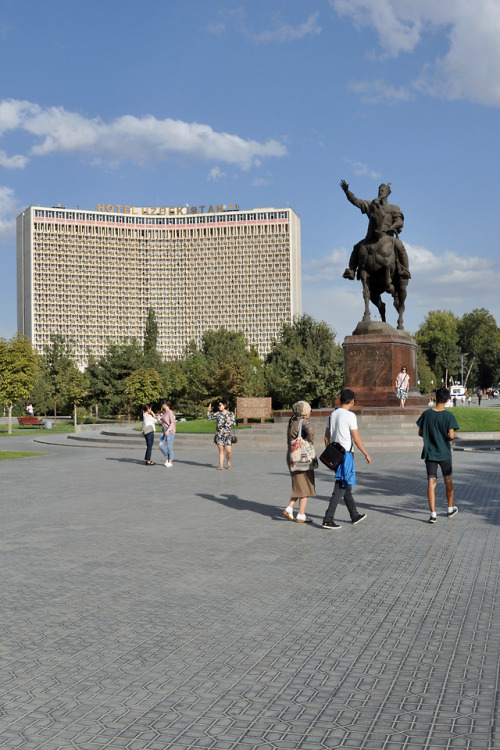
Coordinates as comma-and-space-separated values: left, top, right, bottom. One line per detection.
341, 321, 427, 411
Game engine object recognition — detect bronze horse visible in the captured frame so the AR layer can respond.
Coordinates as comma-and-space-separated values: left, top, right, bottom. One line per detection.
357, 198, 408, 329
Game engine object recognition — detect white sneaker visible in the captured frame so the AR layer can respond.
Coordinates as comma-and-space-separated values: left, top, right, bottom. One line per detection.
166, 461, 173, 468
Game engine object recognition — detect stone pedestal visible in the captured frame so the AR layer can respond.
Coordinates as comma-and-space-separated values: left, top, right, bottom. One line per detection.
342, 321, 427, 410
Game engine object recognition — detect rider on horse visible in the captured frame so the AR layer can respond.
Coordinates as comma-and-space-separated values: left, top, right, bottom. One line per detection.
340, 180, 411, 282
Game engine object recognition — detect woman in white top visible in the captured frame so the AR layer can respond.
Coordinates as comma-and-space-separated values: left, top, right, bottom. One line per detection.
142, 404, 157, 465
395, 366, 410, 409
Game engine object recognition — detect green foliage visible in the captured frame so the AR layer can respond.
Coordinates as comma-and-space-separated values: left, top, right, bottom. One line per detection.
416, 308, 500, 389
0, 334, 41, 433
171, 328, 266, 415
143, 307, 162, 369
416, 350, 437, 395
124, 368, 163, 412
416, 310, 460, 386
41, 334, 79, 418
264, 314, 344, 408
86, 339, 145, 417
458, 308, 500, 388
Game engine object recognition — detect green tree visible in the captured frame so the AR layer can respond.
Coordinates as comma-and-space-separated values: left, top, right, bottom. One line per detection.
86, 339, 145, 417
264, 314, 344, 408
124, 368, 163, 416
61, 367, 89, 427
0, 334, 41, 434
415, 310, 460, 387
458, 308, 500, 389
143, 307, 162, 369
201, 328, 266, 403
416, 349, 437, 395
42, 334, 77, 421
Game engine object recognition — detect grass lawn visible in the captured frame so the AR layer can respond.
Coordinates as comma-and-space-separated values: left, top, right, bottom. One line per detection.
448, 407, 500, 432
0, 422, 75, 436
0, 451, 48, 460
132, 419, 252, 434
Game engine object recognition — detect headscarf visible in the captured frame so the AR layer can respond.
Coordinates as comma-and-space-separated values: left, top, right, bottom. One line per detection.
292, 400, 311, 418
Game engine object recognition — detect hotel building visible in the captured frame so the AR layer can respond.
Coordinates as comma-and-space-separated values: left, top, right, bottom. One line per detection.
17, 203, 301, 367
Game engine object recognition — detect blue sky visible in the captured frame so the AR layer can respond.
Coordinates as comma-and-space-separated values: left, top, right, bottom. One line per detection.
1, 0, 500, 345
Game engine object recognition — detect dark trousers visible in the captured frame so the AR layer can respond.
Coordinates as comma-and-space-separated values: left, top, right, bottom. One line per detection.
144, 431, 154, 462
324, 480, 359, 522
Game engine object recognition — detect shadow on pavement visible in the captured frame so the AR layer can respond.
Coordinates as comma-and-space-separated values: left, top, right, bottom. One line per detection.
196, 492, 324, 522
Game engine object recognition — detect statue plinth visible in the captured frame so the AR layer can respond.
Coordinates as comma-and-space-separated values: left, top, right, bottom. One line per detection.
341, 321, 427, 411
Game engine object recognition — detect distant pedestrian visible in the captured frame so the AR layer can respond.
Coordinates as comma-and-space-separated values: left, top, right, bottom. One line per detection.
417, 387, 459, 523
207, 400, 236, 470
395, 366, 410, 409
283, 400, 316, 524
478, 389, 482, 406
26, 402, 34, 416
142, 404, 157, 466
322, 389, 371, 529
159, 401, 176, 467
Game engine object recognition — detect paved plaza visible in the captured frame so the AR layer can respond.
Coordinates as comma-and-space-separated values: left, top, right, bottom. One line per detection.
1, 431, 499, 749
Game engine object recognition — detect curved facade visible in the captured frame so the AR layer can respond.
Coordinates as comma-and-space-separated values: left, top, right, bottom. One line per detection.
17, 204, 301, 367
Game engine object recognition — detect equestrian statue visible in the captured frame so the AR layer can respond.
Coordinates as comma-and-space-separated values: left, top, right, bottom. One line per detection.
340, 179, 411, 330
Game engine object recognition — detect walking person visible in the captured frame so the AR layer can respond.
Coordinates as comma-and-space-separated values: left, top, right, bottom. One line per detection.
142, 404, 157, 466
159, 401, 176, 467
207, 400, 236, 470
395, 365, 410, 409
283, 400, 316, 524
417, 387, 459, 523
322, 389, 371, 529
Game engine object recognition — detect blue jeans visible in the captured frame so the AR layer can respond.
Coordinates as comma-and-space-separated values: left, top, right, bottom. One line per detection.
144, 431, 155, 462
159, 431, 175, 461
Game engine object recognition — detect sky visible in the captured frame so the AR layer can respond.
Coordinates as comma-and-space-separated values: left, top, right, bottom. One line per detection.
1, 0, 500, 346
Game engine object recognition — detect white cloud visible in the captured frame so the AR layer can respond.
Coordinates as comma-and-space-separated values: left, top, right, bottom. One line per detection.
0, 149, 28, 169
254, 13, 321, 43
0, 99, 288, 169
302, 241, 500, 339
331, 0, 500, 106
251, 176, 271, 187
0, 186, 18, 240
348, 79, 413, 104
207, 166, 226, 181
343, 158, 381, 179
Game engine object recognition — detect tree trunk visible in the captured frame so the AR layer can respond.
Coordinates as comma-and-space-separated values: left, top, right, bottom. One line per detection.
54, 399, 57, 424
7, 403, 13, 435
74, 403, 77, 428
463, 357, 475, 389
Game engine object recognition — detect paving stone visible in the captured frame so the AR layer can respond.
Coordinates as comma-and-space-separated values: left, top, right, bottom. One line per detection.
0, 435, 499, 748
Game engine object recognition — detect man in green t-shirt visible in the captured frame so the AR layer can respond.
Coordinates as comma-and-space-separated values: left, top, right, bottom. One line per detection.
417, 387, 460, 524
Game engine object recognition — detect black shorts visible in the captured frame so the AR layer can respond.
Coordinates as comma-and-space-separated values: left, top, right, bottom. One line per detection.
425, 459, 452, 478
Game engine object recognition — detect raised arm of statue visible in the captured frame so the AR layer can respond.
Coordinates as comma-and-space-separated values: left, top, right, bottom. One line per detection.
340, 179, 369, 214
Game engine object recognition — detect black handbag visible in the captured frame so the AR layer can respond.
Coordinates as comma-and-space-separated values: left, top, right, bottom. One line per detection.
319, 441, 346, 471
231, 434, 238, 444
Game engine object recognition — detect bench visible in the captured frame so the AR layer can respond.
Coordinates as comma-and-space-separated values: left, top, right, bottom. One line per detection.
17, 416, 46, 428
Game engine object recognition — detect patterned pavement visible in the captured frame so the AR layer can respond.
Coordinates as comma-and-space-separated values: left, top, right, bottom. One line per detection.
0, 432, 499, 749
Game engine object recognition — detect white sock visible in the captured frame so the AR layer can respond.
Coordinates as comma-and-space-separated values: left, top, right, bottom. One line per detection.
447, 507, 455, 514
431, 512, 437, 518
297, 513, 306, 520
285, 506, 294, 515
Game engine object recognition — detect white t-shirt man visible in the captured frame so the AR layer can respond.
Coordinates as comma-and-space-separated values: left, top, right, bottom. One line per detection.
326, 408, 356, 452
